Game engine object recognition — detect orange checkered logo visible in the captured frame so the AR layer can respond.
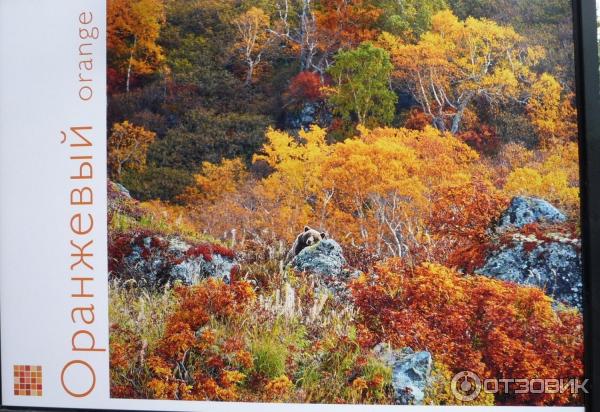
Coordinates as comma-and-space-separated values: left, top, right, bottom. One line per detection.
13, 365, 42, 396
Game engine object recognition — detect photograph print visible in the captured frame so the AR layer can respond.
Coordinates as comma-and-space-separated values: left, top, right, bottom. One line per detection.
106, 0, 584, 406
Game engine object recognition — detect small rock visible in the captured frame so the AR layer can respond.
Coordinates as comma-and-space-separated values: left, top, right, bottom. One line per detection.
291, 239, 346, 276
373, 343, 432, 405
497, 196, 566, 229
114, 182, 132, 198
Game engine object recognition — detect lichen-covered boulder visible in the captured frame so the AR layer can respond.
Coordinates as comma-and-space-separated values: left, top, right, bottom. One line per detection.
286, 102, 332, 131
291, 239, 346, 276
476, 231, 582, 308
373, 344, 432, 405
476, 197, 582, 308
497, 196, 566, 229
109, 231, 237, 287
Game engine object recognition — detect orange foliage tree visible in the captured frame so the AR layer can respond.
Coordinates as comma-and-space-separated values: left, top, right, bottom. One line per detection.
270, 0, 381, 73
108, 121, 156, 180
314, 0, 382, 62
107, 0, 165, 92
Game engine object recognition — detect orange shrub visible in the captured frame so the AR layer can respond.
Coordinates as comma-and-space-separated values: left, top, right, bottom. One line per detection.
428, 178, 508, 270
148, 279, 256, 400
351, 260, 584, 406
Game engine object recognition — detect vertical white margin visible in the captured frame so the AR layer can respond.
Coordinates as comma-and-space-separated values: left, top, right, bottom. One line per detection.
0, 0, 109, 408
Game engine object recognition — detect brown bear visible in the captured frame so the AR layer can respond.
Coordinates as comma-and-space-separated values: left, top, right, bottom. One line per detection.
285, 226, 327, 264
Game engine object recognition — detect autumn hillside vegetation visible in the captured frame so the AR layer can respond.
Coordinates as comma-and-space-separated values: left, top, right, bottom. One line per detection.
108, 0, 582, 406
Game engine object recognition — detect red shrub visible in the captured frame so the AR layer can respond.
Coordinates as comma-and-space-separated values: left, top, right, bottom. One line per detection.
186, 243, 236, 262
286, 71, 323, 104
428, 179, 508, 269
148, 279, 256, 400
351, 259, 584, 406
404, 109, 431, 131
108, 233, 134, 273
459, 125, 500, 156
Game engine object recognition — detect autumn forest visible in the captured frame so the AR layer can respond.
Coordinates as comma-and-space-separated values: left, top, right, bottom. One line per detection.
107, 0, 584, 406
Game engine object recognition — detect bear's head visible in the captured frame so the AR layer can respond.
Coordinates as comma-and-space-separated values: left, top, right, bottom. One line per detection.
301, 226, 327, 247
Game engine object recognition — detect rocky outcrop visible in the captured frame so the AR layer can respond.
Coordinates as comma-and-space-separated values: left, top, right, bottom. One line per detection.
109, 231, 238, 287
373, 344, 433, 405
476, 231, 582, 308
108, 180, 143, 221
497, 196, 566, 229
286, 102, 332, 131
476, 197, 582, 308
291, 239, 347, 276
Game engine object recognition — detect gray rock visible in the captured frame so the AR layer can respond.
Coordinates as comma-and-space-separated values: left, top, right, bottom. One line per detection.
374, 344, 432, 405
476, 235, 582, 308
498, 196, 566, 229
122, 236, 236, 287
171, 253, 236, 284
291, 239, 346, 276
114, 182, 132, 198
289, 103, 317, 130
476, 197, 582, 308
287, 102, 332, 131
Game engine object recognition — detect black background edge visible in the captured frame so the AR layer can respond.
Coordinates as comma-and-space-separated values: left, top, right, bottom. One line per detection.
577, 0, 600, 411
0, 0, 598, 411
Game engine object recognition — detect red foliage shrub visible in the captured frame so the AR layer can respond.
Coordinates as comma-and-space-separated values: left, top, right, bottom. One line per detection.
404, 108, 431, 131
351, 259, 584, 406
343, 244, 382, 273
148, 279, 256, 400
163, 280, 255, 342
186, 243, 236, 262
108, 233, 134, 273
459, 125, 500, 156
428, 179, 507, 269
286, 71, 323, 105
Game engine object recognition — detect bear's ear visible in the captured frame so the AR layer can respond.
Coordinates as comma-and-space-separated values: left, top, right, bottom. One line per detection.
320, 232, 327, 239
304, 226, 311, 232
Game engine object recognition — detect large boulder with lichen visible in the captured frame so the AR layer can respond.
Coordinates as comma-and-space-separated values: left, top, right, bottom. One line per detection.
373, 343, 433, 405
497, 196, 566, 229
291, 239, 346, 276
109, 231, 238, 287
476, 197, 582, 308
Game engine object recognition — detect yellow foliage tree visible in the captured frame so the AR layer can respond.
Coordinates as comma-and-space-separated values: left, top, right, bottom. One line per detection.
321, 126, 482, 259
527, 73, 578, 148
183, 159, 249, 204
252, 126, 331, 241
178, 159, 253, 245
382, 10, 537, 134
232, 7, 273, 85
504, 143, 580, 216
